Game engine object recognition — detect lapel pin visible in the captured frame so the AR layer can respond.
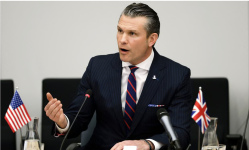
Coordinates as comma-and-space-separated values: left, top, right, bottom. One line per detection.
153, 75, 159, 81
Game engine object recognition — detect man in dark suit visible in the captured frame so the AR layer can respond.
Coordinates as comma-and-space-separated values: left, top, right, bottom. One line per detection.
44, 3, 192, 150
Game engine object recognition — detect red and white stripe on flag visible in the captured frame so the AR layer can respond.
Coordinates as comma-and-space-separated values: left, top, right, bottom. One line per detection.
4, 90, 31, 133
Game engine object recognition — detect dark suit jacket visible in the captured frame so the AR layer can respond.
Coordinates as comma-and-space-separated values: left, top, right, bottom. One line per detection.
62, 49, 192, 150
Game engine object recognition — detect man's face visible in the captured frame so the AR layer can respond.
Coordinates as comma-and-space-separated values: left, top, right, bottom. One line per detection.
117, 15, 152, 65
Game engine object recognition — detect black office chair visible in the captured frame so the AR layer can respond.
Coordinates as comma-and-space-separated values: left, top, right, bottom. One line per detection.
1, 80, 16, 150
189, 78, 230, 150
42, 79, 82, 149
42, 78, 96, 150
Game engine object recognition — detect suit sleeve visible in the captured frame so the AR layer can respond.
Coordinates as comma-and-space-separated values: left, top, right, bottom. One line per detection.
52, 57, 96, 139
149, 68, 192, 150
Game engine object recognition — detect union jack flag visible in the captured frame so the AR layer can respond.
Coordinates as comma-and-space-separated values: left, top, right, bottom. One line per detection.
4, 90, 31, 133
191, 87, 211, 134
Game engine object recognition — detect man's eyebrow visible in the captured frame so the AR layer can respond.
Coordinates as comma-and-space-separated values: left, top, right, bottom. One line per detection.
117, 26, 137, 32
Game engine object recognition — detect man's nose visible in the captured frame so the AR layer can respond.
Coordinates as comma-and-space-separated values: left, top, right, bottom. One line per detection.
120, 34, 127, 44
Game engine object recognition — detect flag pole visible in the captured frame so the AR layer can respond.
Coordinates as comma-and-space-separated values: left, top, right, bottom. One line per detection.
198, 127, 201, 150
16, 87, 24, 150
198, 87, 201, 150
19, 119, 24, 150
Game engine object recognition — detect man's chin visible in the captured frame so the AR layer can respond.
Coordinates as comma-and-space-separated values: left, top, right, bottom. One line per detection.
119, 54, 130, 62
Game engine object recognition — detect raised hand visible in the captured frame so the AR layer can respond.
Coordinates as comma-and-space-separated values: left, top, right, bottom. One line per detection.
44, 92, 67, 128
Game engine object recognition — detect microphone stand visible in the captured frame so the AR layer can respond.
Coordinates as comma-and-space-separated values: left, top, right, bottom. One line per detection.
60, 90, 92, 150
168, 140, 182, 150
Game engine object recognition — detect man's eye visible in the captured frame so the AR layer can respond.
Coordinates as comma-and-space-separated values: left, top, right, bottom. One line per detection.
130, 32, 135, 35
118, 29, 123, 33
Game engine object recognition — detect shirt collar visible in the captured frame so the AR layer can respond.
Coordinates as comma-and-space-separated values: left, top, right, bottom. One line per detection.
122, 50, 154, 71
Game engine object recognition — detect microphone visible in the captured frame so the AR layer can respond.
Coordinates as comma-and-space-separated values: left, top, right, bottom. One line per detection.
60, 89, 92, 150
157, 108, 182, 150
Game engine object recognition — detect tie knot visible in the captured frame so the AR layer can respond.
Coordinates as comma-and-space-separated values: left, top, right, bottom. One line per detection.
129, 66, 138, 73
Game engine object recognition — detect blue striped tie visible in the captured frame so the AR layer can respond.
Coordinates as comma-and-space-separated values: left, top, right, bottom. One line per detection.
124, 66, 138, 133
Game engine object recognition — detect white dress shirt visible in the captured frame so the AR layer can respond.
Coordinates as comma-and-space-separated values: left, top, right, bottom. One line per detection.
121, 50, 154, 114
56, 50, 163, 149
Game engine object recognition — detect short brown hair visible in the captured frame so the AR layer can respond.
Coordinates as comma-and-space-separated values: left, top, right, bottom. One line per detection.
121, 3, 160, 38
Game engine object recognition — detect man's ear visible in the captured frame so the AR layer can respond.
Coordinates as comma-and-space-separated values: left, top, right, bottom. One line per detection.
148, 33, 159, 47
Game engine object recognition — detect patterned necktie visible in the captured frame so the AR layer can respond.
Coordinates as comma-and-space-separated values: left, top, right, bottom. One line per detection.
124, 66, 138, 134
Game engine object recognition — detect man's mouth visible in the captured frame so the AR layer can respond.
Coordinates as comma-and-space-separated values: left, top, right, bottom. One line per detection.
120, 48, 129, 52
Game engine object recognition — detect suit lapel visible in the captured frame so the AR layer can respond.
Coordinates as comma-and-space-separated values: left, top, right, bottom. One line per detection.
127, 49, 166, 137
109, 53, 126, 136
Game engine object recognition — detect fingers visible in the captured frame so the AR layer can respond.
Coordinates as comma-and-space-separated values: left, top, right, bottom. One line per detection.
112, 145, 123, 150
44, 98, 57, 112
50, 103, 62, 120
55, 108, 64, 122
46, 92, 54, 101
111, 142, 122, 150
45, 100, 61, 117
110, 143, 116, 150
111, 140, 147, 150
111, 141, 128, 150
44, 98, 65, 124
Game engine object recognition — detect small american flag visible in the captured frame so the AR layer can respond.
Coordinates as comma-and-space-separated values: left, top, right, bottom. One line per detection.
4, 90, 31, 133
191, 87, 211, 134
